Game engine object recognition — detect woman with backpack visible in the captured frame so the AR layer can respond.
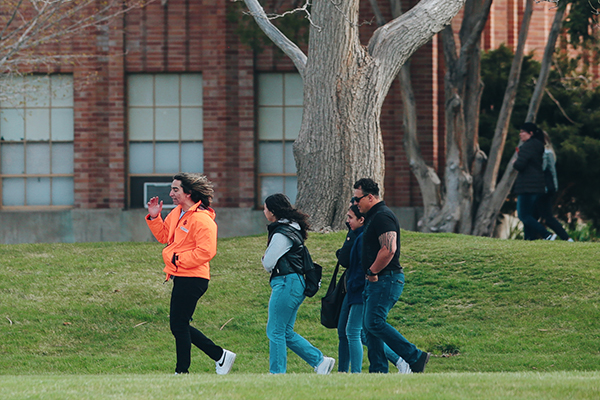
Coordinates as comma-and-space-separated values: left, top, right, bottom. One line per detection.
261, 193, 335, 374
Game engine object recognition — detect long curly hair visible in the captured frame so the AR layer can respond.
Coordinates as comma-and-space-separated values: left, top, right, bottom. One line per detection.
264, 193, 310, 240
173, 173, 214, 206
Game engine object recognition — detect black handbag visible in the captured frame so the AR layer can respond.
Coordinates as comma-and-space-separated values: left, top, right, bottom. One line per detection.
320, 262, 347, 329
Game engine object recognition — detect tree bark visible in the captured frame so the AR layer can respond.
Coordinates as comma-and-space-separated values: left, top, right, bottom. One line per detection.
472, 0, 534, 237
370, 0, 443, 229
243, 0, 466, 230
417, 0, 491, 234
526, 4, 566, 122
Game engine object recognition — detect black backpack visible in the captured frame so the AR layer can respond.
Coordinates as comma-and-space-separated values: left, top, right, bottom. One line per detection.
273, 223, 322, 297
298, 244, 322, 297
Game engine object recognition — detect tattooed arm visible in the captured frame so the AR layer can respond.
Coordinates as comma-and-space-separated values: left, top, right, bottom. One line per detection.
368, 231, 397, 275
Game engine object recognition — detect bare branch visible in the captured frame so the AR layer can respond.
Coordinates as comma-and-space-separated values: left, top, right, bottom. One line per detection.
367, 0, 386, 26
261, 0, 319, 30
369, 0, 443, 223
241, 0, 307, 77
482, 0, 535, 196
545, 87, 576, 123
526, 4, 566, 121
0, 0, 25, 41
472, 0, 536, 237
0, 0, 154, 75
458, 0, 493, 70
367, 0, 466, 79
536, 0, 560, 9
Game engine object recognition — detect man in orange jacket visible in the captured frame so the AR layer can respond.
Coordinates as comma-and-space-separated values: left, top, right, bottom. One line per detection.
146, 172, 236, 375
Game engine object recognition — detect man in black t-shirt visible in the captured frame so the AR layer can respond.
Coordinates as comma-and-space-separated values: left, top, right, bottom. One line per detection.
353, 178, 430, 373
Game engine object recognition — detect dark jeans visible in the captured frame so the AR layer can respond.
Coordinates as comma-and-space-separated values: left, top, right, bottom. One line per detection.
517, 194, 551, 240
362, 272, 421, 373
536, 192, 570, 240
170, 276, 223, 373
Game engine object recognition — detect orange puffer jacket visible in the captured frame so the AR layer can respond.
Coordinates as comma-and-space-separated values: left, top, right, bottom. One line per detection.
146, 201, 217, 281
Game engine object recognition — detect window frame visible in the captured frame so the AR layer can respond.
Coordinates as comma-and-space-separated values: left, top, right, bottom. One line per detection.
126, 73, 204, 209
256, 72, 303, 207
0, 74, 74, 209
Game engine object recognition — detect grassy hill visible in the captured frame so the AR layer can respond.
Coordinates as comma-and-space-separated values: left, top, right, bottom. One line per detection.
1, 231, 599, 377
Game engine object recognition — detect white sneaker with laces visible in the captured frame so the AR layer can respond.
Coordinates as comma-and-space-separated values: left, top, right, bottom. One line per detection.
396, 358, 412, 374
215, 349, 236, 375
314, 356, 335, 374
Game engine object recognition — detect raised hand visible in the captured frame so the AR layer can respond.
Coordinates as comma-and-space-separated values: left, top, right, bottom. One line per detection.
147, 196, 163, 219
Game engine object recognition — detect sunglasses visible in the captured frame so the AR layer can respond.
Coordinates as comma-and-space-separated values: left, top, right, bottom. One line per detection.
351, 194, 369, 204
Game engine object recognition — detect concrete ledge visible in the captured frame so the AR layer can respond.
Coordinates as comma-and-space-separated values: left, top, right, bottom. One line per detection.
0, 206, 422, 244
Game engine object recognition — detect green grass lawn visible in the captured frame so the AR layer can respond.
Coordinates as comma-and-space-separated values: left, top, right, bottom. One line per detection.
1, 372, 599, 399
1, 231, 599, 398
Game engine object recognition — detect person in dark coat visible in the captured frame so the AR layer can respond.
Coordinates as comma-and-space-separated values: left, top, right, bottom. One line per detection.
512, 122, 553, 240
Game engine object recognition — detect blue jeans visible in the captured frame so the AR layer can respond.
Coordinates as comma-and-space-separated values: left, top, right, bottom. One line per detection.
517, 194, 551, 240
338, 295, 403, 373
267, 274, 323, 374
337, 295, 364, 373
363, 272, 421, 373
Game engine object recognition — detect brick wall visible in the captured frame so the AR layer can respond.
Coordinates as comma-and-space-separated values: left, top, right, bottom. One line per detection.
2, 0, 574, 213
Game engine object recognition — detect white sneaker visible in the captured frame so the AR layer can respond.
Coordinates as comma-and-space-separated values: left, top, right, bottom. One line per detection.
568, 238, 574, 242
314, 356, 335, 374
396, 358, 412, 374
215, 349, 236, 375
545, 233, 557, 241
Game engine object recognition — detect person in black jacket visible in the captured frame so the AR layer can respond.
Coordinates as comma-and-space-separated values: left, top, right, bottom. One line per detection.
353, 178, 430, 373
513, 122, 553, 240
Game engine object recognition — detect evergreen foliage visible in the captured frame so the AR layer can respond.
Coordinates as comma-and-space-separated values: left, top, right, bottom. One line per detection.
479, 45, 600, 231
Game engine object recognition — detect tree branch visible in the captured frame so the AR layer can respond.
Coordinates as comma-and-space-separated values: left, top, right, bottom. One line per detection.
367, 0, 386, 26
544, 87, 576, 123
526, 4, 566, 121
367, 0, 466, 82
457, 0, 493, 74
0, 0, 25, 42
481, 0, 534, 197
367, 0, 443, 225
241, 0, 307, 77
0, 1, 152, 74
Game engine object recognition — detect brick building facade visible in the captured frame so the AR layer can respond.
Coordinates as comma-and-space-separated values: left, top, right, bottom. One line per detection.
0, 0, 572, 243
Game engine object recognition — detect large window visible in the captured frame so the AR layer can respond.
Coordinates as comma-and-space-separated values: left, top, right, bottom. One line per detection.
127, 73, 203, 208
0, 75, 74, 207
257, 72, 303, 204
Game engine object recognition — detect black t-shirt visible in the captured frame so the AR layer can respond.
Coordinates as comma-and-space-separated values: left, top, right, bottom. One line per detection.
361, 201, 402, 273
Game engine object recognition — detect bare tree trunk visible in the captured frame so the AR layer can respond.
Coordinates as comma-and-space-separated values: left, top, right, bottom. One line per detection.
242, 0, 466, 230
417, 0, 492, 234
472, 0, 535, 236
367, 0, 566, 237
370, 0, 443, 229
293, 0, 383, 230
526, 5, 566, 122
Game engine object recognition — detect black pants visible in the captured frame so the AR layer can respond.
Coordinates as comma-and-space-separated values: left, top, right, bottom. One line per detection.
535, 192, 570, 241
170, 276, 223, 373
